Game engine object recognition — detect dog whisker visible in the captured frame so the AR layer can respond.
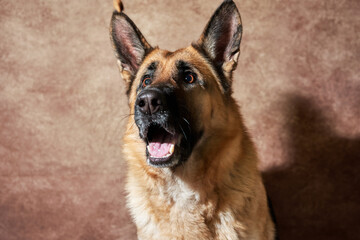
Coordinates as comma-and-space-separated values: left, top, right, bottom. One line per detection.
181, 117, 190, 127
127, 121, 136, 131
178, 123, 188, 142
119, 113, 135, 122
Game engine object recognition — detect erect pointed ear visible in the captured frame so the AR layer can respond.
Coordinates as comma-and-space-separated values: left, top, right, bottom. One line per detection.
198, 0, 242, 81
110, 11, 152, 88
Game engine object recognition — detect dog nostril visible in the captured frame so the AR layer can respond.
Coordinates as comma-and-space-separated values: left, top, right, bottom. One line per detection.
138, 100, 145, 108
151, 98, 161, 107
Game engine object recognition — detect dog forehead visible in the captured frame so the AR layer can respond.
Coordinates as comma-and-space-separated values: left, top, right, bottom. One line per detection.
140, 46, 220, 81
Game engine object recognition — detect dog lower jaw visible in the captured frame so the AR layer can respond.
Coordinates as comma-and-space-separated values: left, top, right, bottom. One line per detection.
147, 153, 180, 168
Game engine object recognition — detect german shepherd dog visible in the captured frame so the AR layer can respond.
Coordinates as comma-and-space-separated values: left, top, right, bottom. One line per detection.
110, 0, 275, 239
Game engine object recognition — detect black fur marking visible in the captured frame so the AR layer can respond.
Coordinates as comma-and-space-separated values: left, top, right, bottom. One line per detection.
191, 43, 232, 94
176, 60, 193, 71
136, 61, 159, 91
267, 194, 280, 240
125, 48, 157, 96
175, 60, 206, 88
175, 60, 194, 82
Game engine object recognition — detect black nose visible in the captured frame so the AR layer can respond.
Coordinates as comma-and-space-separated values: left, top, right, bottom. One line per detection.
136, 89, 164, 115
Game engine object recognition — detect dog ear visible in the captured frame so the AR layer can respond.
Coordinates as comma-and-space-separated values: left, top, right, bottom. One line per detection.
110, 12, 151, 88
198, 0, 242, 81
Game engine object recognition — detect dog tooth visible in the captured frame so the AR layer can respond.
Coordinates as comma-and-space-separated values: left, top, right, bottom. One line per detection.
169, 144, 175, 154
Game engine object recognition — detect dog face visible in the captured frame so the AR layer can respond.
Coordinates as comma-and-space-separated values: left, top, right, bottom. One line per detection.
110, 0, 242, 168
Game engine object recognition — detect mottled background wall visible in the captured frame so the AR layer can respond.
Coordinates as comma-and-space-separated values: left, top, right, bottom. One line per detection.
1, 0, 359, 239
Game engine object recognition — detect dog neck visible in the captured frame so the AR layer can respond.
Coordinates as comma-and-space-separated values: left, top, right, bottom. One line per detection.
176, 122, 257, 194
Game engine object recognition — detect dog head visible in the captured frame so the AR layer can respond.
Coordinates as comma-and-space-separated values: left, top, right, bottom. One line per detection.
110, 0, 242, 168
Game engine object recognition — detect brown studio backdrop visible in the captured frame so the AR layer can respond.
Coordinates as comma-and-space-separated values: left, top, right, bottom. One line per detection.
0, 0, 359, 239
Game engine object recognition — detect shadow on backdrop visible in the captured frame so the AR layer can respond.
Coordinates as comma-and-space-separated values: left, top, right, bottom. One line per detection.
263, 95, 360, 240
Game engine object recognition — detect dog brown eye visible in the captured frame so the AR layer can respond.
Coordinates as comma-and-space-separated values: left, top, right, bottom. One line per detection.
142, 77, 152, 87
184, 73, 196, 84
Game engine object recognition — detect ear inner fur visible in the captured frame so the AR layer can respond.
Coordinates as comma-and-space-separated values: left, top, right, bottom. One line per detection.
110, 12, 152, 91
197, 0, 242, 89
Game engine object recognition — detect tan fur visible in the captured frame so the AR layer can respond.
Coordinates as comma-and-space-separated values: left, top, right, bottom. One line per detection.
122, 47, 275, 239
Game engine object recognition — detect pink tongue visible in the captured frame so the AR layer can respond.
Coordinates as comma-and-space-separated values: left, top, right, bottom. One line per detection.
148, 132, 175, 158
148, 142, 172, 158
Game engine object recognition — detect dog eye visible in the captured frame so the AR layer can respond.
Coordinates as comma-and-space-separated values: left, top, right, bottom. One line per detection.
142, 77, 152, 87
184, 73, 196, 84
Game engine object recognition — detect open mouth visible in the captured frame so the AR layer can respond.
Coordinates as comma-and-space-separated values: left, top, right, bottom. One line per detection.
145, 124, 179, 167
